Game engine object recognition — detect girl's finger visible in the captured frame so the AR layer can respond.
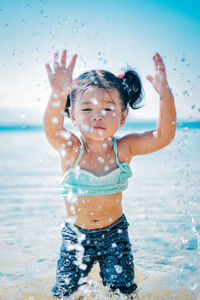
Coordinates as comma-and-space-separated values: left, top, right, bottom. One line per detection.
156, 53, 165, 69
54, 52, 59, 69
67, 54, 77, 74
61, 49, 67, 67
153, 55, 159, 71
146, 74, 154, 85
45, 63, 53, 76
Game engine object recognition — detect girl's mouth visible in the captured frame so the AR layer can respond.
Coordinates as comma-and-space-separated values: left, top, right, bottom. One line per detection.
93, 126, 105, 130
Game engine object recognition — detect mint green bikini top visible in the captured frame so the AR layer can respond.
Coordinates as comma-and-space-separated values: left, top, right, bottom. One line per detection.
61, 137, 132, 197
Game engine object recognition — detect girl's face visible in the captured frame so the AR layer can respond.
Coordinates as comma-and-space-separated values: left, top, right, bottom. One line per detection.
69, 87, 128, 141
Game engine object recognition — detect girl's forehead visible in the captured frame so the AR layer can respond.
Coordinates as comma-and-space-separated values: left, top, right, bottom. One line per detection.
78, 86, 121, 104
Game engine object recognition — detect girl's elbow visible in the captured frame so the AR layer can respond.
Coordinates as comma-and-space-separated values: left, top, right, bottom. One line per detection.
163, 129, 176, 147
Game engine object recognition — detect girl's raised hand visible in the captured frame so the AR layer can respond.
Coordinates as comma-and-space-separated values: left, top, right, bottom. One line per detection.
146, 53, 169, 98
45, 50, 77, 96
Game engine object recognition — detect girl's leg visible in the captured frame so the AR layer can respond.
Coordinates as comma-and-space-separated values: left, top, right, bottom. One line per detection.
52, 224, 95, 298
98, 218, 137, 294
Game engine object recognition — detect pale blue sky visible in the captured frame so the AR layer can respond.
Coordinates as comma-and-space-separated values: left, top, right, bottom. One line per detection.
0, 0, 199, 124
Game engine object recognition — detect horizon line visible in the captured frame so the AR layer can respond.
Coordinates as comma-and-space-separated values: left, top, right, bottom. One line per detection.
0, 120, 200, 131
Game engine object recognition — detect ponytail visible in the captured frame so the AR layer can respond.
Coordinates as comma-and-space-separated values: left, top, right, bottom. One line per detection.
118, 69, 144, 109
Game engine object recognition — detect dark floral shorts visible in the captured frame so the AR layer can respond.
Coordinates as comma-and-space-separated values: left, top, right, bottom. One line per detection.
52, 214, 137, 297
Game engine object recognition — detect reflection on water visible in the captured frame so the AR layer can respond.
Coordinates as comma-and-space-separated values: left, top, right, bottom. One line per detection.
0, 127, 199, 298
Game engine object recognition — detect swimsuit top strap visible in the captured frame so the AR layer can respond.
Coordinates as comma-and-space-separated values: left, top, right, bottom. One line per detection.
73, 141, 84, 167
113, 137, 121, 167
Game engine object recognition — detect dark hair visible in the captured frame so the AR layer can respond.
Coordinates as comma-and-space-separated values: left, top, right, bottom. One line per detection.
65, 69, 144, 117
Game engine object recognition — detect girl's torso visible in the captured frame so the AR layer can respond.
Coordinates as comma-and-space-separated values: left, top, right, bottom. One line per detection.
60, 137, 131, 229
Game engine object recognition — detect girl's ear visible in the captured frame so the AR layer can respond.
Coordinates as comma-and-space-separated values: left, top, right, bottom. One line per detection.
68, 107, 77, 126
120, 108, 129, 126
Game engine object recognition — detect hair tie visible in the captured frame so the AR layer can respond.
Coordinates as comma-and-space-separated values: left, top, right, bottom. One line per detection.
117, 73, 125, 81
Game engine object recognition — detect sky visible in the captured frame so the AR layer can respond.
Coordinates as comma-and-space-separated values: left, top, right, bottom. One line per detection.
0, 0, 200, 125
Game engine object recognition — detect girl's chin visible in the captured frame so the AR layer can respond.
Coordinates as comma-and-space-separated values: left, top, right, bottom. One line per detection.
80, 131, 112, 141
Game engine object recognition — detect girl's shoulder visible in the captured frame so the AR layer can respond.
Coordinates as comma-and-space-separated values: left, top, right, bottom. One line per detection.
116, 134, 138, 163
59, 131, 82, 175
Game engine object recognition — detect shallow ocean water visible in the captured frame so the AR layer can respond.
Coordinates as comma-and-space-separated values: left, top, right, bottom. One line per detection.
0, 125, 199, 299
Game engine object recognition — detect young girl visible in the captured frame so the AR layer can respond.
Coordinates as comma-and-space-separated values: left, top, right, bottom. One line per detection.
44, 49, 176, 298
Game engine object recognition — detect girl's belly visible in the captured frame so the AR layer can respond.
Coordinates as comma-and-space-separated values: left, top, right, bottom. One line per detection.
64, 192, 123, 229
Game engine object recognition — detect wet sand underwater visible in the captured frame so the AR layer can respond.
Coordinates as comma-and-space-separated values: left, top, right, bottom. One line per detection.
0, 263, 198, 299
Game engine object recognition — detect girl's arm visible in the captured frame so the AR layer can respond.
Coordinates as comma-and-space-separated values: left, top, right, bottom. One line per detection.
122, 53, 176, 157
43, 50, 78, 150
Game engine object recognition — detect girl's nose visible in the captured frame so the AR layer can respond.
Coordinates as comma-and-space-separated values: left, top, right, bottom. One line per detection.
92, 116, 103, 121
92, 113, 103, 121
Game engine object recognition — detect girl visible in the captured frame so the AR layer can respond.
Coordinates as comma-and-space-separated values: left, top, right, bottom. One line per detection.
44, 49, 176, 298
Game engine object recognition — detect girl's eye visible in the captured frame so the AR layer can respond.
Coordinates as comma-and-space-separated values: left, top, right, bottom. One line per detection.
105, 108, 114, 111
82, 108, 92, 111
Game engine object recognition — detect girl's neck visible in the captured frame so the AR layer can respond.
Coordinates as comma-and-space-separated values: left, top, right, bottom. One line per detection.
80, 135, 114, 155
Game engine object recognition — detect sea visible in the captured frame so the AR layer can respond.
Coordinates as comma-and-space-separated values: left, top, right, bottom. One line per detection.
0, 121, 200, 299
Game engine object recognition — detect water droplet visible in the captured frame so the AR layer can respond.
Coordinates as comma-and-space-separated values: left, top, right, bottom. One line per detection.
97, 157, 104, 163
21, 113, 26, 119
70, 205, 76, 214
101, 109, 106, 116
183, 90, 189, 96
59, 149, 67, 157
191, 104, 196, 110
110, 158, 114, 164
52, 93, 58, 99
64, 277, 70, 284
66, 191, 78, 204
90, 97, 97, 105
52, 100, 61, 107
68, 140, 72, 146
52, 117, 58, 124
90, 75, 95, 81
115, 265, 122, 273
108, 217, 113, 222
104, 166, 109, 172
60, 130, 71, 140
81, 124, 90, 131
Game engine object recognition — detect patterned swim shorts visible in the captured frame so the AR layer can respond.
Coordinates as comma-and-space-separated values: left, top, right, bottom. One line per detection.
52, 214, 137, 297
